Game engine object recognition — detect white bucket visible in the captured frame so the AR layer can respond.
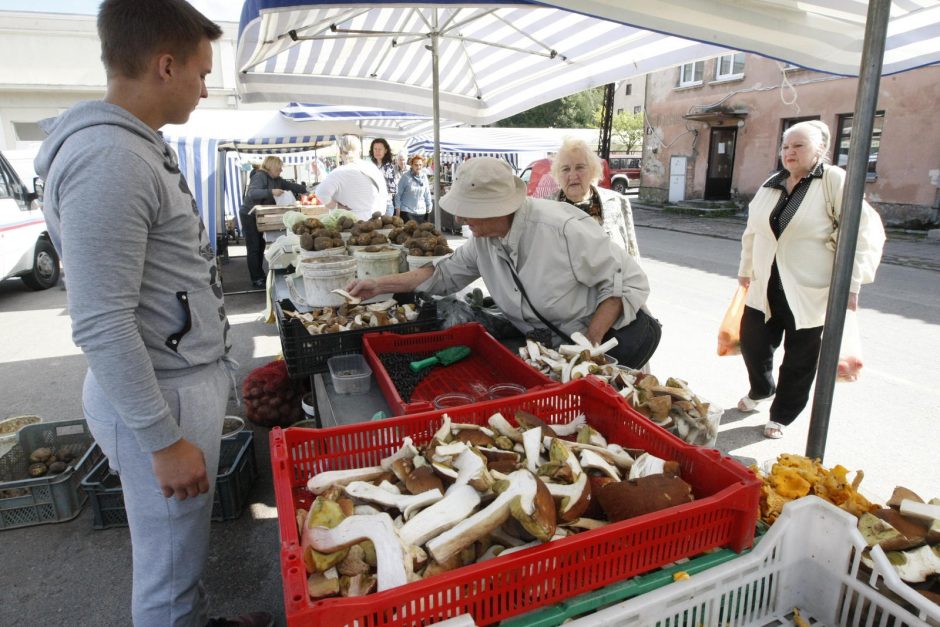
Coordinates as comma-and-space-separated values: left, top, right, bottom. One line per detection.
407, 253, 449, 271
299, 245, 347, 262
300, 255, 357, 306
390, 243, 408, 272
354, 247, 402, 279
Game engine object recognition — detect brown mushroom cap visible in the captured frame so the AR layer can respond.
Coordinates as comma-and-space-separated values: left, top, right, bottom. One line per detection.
597, 475, 693, 522
404, 465, 444, 495
508, 475, 557, 542
454, 429, 496, 448
514, 410, 555, 439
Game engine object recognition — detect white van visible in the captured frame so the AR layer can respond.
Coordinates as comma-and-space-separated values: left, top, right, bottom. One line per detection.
0, 149, 60, 290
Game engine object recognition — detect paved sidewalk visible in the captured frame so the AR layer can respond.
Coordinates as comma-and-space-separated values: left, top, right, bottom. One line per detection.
631, 203, 940, 273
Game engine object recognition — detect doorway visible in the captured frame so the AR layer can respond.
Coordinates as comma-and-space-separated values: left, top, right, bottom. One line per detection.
705, 127, 737, 200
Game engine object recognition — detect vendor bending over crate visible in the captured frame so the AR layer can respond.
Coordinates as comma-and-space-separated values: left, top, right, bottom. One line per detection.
347, 157, 662, 369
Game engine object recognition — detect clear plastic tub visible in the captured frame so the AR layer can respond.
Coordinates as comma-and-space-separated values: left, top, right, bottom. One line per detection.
487, 382, 527, 400
327, 354, 372, 394
432, 392, 475, 409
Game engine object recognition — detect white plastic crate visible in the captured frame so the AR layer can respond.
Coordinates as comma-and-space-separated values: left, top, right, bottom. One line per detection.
568, 496, 940, 627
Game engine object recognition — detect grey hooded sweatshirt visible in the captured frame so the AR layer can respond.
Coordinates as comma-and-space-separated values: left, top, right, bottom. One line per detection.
35, 101, 230, 453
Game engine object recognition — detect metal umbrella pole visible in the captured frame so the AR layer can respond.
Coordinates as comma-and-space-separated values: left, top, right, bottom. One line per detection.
431, 10, 442, 231
805, 0, 890, 460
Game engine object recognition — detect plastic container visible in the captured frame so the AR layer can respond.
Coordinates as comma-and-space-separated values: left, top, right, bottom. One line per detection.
275, 294, 441, 378
327, 354, 372, 394
0, 414, 43, 445
352, 247, 401, 280
362, 322, 556, 414
221, 415, 245, 439
82, 431, 257, 530
432, 391, 475, 409
270, 377, 760, 627
298, 245, 347, 262
407, 253, 448, 271
564, 496, 940, 627
299, 255, 357, 307
487, 382, 527, 399
0, 420, 103, 530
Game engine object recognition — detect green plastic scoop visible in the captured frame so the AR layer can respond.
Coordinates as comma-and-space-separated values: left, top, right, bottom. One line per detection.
410, 345, 471, 373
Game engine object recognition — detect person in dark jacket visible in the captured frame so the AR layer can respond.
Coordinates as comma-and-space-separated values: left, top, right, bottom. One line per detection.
240, 156, 306, 288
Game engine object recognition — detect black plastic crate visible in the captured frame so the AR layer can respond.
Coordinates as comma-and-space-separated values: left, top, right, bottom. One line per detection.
276, 292, 441, 377
81, 431, 257, 530
0, 420, 103, 530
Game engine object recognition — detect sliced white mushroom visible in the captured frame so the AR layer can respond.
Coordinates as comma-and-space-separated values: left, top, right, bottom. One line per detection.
306, 513, 409, 592
579, 449, 621, 480
476, 545, 506, 562
523, 426, 544, 474
628, 452, 666, 480
570, 331, 593, 348
448, 448, 494, 494
432, 414, 453, 443
380, 437, 419, 471
488, 412, 523, 442
307, 466, 387, 495
526, 339, 541, 362
398, 485, 481, 546
550, 438, 634, 470
431, 441, 468, 462
343, 481, 443, 520
330, 288, 362, 305
549, 414, 587, 437
561, 518, 609, 531
545, 472, 591, 520
352, 504, 382, 516
367, 299, 398, 312
377, 480, 402, 495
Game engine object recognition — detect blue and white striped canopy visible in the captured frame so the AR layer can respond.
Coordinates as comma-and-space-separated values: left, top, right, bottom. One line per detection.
237, 1, 940, 126
279, 103, 454, 137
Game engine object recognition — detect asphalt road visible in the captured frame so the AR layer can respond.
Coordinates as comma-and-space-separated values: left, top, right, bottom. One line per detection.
0, 221, 937, 625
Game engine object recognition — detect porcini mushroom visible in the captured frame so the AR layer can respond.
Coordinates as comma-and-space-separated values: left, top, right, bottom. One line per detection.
379, 437, 419, 471
307, 466, 388, 495
579, 449, 621, 480
545, 472, 592, 522
307, 513, 410, 592
398, 485, 482, 546
343, 481, 443, 520
426, 470, 540, 563
449, 448, 495, 493
488, 412, 523, 443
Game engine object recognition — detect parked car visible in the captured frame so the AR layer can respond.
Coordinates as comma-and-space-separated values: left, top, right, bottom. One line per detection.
0, 149, 60, 290
521, 158, 612, 198
607, 155, 641, 193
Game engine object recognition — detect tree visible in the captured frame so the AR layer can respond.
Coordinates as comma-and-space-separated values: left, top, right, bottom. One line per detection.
495, 87, 604, 128
593, 110, 644, 154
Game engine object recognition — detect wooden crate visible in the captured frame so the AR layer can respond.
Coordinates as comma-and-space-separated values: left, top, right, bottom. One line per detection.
253, 205, 328, 232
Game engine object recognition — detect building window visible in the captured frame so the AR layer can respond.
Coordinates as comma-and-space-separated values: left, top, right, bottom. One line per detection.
12, 122, 46, 142
633, 105, 642, 114
715, 52, 745, 80
678, 61, 704, 87
835, 111, 884, 179
624, 83, 632, 96
616, 108, 623, 115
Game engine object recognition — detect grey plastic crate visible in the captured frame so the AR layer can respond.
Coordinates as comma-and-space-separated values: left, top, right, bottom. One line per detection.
81, 430, 257, 530
0, 420, 102, 530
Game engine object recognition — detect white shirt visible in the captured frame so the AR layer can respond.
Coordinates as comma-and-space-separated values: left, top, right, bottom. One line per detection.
315, 160, 386, 220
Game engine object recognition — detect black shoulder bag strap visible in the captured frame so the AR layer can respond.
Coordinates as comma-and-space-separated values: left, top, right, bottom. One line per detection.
502, 257, 573, 344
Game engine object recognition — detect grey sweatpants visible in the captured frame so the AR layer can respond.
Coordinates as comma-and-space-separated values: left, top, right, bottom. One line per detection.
83, 361, 229, 627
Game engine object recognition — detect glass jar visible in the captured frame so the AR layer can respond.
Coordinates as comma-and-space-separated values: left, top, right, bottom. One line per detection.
433, 392, 475, 409
487, 383, 527, 400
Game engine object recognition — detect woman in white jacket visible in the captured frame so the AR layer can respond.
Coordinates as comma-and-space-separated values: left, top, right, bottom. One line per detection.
737, 120, 884, 439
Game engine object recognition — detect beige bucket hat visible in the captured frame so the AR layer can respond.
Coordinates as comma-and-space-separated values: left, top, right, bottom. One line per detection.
439, 157, 527, 218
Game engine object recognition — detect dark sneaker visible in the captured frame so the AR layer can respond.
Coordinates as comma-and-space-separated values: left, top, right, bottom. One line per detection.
206, 611, 275, 627
251, 279, 266, 289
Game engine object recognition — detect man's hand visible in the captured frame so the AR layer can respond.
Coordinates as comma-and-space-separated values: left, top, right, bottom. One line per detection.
151, 438, 209, 500
272, 188, 284, 198
738, 276, 750, 289
346, 277, 381, 300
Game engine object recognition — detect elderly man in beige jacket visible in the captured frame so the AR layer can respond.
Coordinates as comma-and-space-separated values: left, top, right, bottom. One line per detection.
347, 157, 660, 369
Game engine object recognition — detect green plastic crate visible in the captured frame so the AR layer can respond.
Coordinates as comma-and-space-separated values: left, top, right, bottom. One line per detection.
0, 420, 102, 530
81, 430, 257, 529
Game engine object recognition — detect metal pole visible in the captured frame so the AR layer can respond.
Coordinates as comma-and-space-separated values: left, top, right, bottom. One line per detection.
598, 83, 614, 160
431, 11, 442, 231
805, 0, 890, 460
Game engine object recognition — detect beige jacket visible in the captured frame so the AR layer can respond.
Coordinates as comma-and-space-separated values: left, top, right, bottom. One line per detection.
420, 198, 650, 339
738, 165, 885, 329
552, 186, 641, 259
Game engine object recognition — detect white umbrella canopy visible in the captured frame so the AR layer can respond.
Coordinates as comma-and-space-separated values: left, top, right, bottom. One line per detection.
235, 1, 730, 125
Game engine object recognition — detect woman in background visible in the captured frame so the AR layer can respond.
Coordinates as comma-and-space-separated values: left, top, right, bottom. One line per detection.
737, 120, 884, 439
395, 155, 433, 223
550, 137, 640, 259
370, 138, 397, 216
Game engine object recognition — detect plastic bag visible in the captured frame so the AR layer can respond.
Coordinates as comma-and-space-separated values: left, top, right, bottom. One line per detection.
837, 309, 864, 382
717, 286, 747, 356
242, 359, 304, 427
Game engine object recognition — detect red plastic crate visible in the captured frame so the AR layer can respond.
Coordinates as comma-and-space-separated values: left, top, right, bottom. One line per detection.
362, 322, 556, 414
270, 377, 760, 627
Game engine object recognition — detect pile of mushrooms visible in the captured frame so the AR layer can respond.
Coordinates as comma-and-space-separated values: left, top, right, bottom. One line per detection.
296, 412, 693, 599
283, 298, 419, 335
858, 487, 940, 585
520, 337, 718, 447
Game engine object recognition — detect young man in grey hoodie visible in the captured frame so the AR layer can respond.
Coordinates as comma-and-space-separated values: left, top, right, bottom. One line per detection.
34, 2, 271, 626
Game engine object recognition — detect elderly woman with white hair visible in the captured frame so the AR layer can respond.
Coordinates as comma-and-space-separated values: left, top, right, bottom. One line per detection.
737, 120, 885, 439
550, 137, 640, 259
347, 157, 661, 368
315, 134, 386, 220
